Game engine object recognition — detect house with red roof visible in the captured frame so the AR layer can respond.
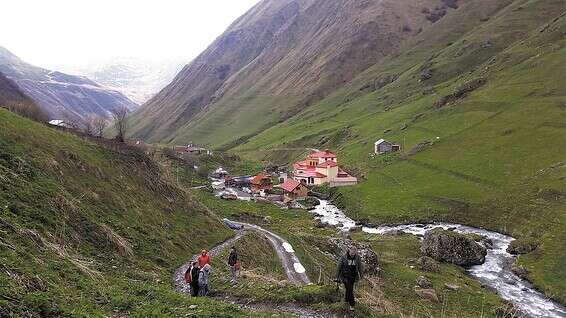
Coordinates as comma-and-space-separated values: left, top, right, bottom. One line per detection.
279, 179, 309, 203
292, 150, 357, 187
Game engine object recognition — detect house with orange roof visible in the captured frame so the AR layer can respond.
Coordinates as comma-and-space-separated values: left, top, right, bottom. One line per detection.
250, 173, 273, 193
292, 150, 357, 187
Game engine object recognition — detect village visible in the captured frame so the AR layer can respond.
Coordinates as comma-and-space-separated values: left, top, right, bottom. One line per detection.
172, 140, 401, 208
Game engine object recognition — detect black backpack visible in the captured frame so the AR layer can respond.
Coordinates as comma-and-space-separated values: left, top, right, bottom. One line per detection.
191, 267, 200, 283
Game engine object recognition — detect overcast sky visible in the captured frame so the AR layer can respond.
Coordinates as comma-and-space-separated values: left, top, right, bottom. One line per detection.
1, 0, 260, 69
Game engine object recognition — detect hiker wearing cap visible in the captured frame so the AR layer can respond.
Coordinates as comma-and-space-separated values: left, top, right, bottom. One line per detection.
336, 246, 363, 311
198, 250, 210, 268
227, 246, 239, 284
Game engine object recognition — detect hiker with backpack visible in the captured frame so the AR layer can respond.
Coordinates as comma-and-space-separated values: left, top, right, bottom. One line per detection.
186, 261, 200, 297
336, 246, 364, 311
198, 264, 212, 296
227, 246, 239, 284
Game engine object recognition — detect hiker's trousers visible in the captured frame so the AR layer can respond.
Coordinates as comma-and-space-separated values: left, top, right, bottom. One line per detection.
343, 278, 356, 306
230, 265, 238, 282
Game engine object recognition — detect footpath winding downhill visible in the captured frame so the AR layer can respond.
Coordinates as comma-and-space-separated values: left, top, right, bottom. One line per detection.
173, 220, 325, 318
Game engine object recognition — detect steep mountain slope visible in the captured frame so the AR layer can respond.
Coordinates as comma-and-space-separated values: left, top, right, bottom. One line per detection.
0, 72, 35, 106
59, 57, 187, 104
130, 0, 457, 145
0, 109, 267, 317
0, 47, 138, 122
236, 0, 566, 304
0, 71, 48, 122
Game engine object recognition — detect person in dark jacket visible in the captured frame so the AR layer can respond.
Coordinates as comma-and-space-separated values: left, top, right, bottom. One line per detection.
336, 246, 364, 311
190, 261, 200, 297
227, 247, 239, 284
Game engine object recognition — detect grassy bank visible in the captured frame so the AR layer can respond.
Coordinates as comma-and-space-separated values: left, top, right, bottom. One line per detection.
0, 109, 274, 317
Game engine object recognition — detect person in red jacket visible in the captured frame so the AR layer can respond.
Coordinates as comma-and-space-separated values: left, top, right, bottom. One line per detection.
198, 250, 210, 268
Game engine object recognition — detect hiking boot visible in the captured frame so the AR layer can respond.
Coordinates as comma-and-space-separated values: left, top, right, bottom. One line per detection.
349, 306, 355, 311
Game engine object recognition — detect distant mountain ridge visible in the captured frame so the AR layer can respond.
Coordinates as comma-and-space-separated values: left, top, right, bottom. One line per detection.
0, 46, 138, 121
59, 57, 187, 104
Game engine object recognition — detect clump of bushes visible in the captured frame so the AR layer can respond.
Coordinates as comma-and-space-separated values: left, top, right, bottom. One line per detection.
434, 78, 487, 109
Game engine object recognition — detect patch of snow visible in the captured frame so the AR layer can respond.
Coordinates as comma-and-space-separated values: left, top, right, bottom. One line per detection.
293, 263, 306, 274
282, 242, 295, 253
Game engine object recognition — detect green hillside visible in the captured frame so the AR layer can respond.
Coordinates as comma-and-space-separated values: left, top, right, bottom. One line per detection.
0, 109, 271, 317
234, 0, 566, 304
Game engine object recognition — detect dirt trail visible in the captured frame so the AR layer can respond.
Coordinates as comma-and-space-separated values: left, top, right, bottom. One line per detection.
229, 220, 311, 286
173, 221, 317, 317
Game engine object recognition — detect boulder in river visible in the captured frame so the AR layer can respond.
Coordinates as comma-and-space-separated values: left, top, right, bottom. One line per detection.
315, 219, 330, 229
326, 238, 380, 276
349, 226, 363, 233
421, 229, 487, 266
511, 263, 529, 280
507, 238, 538, 255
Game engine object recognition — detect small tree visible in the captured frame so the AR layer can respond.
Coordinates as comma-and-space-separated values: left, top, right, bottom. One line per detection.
112, 106, 129, 142
83, 115, 96, 135
93, 116, 108, 137
83, 115, 108, 137
61, 112, 82, 130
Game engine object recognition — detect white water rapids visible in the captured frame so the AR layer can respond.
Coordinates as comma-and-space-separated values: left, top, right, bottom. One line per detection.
311, 200, 566, 318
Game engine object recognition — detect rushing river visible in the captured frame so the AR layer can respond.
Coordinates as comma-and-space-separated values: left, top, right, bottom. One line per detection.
311, 200, 566, 318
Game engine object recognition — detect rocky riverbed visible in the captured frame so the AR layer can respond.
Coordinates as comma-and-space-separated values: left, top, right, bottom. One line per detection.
311, 200, 566, 318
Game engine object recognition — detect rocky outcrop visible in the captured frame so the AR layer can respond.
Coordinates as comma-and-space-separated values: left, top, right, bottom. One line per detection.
433, 77, 487, 109
421, 229, 487, 266
416, 256, 441, 273
326, 238, 380, 276
415, 288, 440, 303
416, 276, 433, 288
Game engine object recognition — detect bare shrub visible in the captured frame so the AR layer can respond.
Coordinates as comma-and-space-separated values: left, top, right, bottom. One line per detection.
100, 224, 133, 257
83, 115, 108, 137
93, 116, 108, 137
3, 101, 49, 123
111, 106, 129, 142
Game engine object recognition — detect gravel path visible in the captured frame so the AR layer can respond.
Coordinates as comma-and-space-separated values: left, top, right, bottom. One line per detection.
174, 221, 311, 293
228, 220, 311, 286
173, 221, 317, 317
